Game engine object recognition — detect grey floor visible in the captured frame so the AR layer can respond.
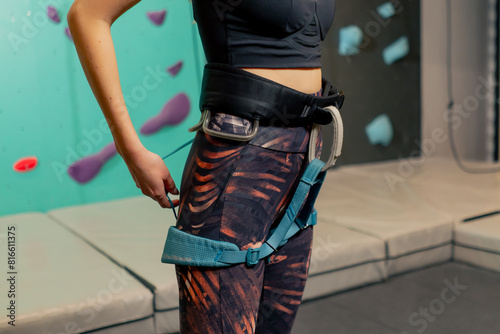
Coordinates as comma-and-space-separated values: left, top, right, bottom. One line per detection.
292, 262, 500, 334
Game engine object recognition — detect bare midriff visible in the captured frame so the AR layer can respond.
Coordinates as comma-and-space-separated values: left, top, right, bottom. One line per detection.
239, 67, 322, 95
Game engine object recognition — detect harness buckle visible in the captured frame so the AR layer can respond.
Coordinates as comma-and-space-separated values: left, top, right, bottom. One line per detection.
300, 210, 317, 230
201, 110, 259, 142
245, 247, 260, 266
300, 221, 310, 230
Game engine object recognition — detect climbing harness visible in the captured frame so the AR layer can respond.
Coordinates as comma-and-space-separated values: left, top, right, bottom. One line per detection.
160, 63, 345, 267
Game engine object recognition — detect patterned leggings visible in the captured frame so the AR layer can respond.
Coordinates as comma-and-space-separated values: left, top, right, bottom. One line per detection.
174, 90, 323, 334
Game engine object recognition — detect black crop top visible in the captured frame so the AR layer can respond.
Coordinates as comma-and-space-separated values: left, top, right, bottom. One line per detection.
191, 0, 336, 68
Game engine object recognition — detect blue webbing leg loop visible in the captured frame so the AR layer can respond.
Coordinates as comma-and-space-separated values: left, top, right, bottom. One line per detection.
161, 159, 326, 267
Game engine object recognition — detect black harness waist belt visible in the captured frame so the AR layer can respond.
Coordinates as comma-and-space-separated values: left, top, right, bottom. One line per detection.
199, 63, 345, 127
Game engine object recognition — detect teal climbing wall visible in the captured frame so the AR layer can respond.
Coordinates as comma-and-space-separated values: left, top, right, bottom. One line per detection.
0, 0, 205, 216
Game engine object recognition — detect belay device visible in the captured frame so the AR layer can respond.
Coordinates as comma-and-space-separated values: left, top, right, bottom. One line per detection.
160, 63, 344, 267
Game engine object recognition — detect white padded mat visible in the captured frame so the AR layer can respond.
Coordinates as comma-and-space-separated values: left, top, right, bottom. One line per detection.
455, 214, 500, 253
304, 221, 386, 299
48, 196, 179, 333
341, 157, 500, 222
454, 214, 500, 273
0, 213, 154, 334
315, 166, 454, 259
49, 195, 387, 330
454, 246, 500, 273
308, 221, 385, 276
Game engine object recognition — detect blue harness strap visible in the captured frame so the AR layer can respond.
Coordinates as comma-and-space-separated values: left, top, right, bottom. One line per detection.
161, 158, 326, 267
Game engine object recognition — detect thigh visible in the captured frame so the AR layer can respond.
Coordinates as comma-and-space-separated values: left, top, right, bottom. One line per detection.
175, 130, 250, 333
254, 227, 314, 334
174, 117, 322, 333
255, 130, 323, 334
174, 131, 309, 334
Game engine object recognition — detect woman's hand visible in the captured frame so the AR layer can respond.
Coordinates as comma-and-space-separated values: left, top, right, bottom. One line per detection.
120, 147, 180, 209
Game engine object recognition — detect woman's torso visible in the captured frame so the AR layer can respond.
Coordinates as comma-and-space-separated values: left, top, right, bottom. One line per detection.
191, 0, 336, 94
192, 0, 334, 149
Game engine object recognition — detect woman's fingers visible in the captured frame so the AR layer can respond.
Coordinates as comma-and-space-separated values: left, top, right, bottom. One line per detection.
163, 174, 179, 195
149, 177, 179, 209
154, 189, 180, 209
160, 198, 180, 208
155, 194, 171, 209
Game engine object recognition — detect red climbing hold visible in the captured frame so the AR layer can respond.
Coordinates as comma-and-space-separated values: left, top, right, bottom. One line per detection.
13, 156, 38, 173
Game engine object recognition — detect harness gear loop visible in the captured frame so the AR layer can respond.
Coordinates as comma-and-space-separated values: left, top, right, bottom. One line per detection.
308, 105, 344, 172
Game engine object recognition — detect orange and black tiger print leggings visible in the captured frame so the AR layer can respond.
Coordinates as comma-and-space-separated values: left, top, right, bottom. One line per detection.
174, 90, 323, 334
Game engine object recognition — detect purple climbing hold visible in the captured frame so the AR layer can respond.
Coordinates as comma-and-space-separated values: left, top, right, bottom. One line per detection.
47, 6, 61, 23
167, 60, 183, 77
147, 10, 167, 26
68, 142, 117, 184
140, 93, 191, 135
65, 27, 73, 41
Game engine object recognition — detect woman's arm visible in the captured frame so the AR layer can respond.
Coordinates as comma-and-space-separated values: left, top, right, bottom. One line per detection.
67, 0, 180, 208
67, 0, 144, 156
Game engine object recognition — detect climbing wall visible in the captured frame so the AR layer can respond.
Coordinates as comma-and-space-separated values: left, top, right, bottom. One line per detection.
320, 0, 421, 165
0, 0, 205, 215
